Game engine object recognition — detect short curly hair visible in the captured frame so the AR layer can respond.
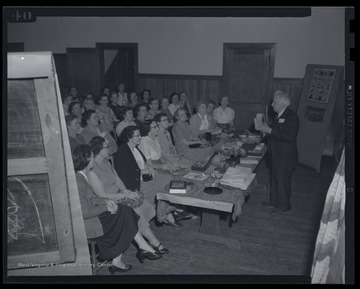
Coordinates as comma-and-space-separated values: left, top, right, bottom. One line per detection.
72, 144, 92, 171
89, 136, 106, 157
81, 109, 97, 128
139, 120, 155, 137
119, 125, 139, 144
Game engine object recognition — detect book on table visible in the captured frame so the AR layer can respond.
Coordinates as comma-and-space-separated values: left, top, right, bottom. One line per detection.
191, 151, 217, 172
220, 166, 256, 190
169, 180, 187, 194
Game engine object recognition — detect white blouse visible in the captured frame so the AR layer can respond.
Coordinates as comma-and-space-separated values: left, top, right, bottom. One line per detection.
213, 106, 235, 124
129, 144, 146, 170
139, 136, 162, 161
198, 113, 210, 131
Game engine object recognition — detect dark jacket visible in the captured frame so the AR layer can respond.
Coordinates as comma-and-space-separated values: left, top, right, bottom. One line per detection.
113, 143, 147, 191
269, 107, 300, 168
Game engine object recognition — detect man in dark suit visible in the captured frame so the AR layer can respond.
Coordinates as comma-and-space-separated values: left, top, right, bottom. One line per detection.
259, 91, 300, 215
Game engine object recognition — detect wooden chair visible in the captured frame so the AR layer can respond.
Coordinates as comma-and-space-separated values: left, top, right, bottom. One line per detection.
88, 239, 109, 275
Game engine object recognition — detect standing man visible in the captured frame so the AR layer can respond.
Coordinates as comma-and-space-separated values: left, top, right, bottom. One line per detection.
259, 91, 300, 215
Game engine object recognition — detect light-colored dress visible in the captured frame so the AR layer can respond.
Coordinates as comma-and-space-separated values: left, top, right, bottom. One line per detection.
80, 126, 118, 155
213, 106, 235, 125
116, 120, 136, 137
96, 106, 117, 133
172, 121, 214, 162
138, 137, 173, 205
92, 159, 155, 231
168, 103, 181, 116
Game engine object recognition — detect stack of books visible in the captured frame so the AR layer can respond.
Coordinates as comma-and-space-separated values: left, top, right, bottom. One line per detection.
247, 143, 265, 156
169, 180, 187, 194
240, 157, 259, 165
220, 167, 255, 190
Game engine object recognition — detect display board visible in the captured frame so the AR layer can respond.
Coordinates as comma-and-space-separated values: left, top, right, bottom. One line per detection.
7, 52, 90, 275
296, 64, 344, 172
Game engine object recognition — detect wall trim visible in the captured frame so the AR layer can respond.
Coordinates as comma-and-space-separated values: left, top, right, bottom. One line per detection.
138, 73, 222, 81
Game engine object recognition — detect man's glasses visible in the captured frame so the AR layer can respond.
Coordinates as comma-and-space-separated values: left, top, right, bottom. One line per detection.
133, 134, 141, 138
160, 119, 168, 122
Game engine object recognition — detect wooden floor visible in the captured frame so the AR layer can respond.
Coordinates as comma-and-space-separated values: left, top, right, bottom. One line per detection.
96, 155, 338, 282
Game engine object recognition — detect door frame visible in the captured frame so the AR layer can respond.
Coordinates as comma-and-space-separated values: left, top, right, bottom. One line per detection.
96, 42, 138, 91
222, 43, 276, 105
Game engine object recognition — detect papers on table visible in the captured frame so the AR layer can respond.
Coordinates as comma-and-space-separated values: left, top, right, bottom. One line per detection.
183, 171, 209, 181
220, 167, 255, 190
240, 157, 259, 165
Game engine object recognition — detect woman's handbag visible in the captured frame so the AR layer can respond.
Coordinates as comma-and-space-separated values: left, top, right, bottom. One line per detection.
117, 190, 144, 209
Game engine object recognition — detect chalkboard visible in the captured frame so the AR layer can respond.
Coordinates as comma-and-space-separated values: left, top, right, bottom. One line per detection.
7, 174, 58, 256
7, 52, 77, 270
8, 80, 44, 158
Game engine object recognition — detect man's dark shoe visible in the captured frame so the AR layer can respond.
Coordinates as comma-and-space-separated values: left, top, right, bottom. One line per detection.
261, 201, 277, 209
271, 208, 291, 215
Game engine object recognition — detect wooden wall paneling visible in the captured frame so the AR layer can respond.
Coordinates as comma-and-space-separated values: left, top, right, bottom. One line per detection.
66, 48, 101, 99
138, 74, 222, 110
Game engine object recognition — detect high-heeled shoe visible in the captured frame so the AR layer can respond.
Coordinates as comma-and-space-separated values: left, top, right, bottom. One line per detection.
108, 264, 132, 274
152, 243, 169, 255
136, 249, 162, 263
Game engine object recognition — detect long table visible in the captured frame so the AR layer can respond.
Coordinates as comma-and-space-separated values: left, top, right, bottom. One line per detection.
156, 141, 267, 249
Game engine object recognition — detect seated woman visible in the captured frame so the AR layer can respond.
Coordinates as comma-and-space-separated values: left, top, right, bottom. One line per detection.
172, 107, 215, 163
134, 103, 149, 126
68, 101, 83, 123
65, 114, 85, 152
115, 106, 136, 138
114, 126, 183, 226
80, 109, 118, 156
72, 144, 162, 271
139, 121, 193, 224
168, 92, 181, 117
189, 100, 221, 138
153, 113, 192, 169
213, 96, 235, 131
96, 94, 118, 134
179, 91, 192, 118
129, 91, 139, 108
139, 89, 151, 105
83, 97, 97, 112
160, 96, 174, 126
88, 136, 169, 255
147, 98, 161, 120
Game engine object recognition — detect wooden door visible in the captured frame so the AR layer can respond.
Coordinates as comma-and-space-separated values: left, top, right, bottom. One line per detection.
97, 43, 138, 93
67, 48, 101, 98
53, 53, 68, 98
223, 43, 276, 130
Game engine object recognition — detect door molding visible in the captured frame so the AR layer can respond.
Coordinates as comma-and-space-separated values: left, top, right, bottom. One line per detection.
96, 42, 138, 91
